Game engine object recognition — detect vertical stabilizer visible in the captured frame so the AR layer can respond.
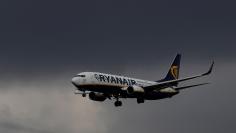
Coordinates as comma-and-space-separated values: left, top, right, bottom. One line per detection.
158, 54, 181, 86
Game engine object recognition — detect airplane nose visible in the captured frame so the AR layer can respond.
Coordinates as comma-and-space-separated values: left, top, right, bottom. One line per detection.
71, 77, 78, 86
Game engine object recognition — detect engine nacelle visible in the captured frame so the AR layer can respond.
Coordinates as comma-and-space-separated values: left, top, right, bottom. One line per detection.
89, 92, 107, 102
126, 85, 145, 94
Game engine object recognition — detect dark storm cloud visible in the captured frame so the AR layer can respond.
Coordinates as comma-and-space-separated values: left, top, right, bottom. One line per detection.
0, 0, 236, 133
0, 0, 235, 74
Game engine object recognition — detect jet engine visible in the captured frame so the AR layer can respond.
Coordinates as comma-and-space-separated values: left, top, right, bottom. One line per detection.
89, 92, 107, 102
126, 85, 145, 94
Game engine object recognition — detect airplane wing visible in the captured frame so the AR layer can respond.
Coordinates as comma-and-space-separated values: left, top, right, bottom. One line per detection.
74, 90, 90, 94
174, 83, 209, 90
144, 61, 214, 91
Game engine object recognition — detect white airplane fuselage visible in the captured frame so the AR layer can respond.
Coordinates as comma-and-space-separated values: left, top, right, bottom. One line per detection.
72, 72, 178, 100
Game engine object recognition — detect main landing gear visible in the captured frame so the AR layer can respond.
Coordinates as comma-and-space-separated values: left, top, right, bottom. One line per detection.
114, 100, 122, 107
113, 94, 122, 107
137, 98, 144, 104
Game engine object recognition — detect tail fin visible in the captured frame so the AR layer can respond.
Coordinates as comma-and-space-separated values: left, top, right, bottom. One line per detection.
158, 54, 181, 86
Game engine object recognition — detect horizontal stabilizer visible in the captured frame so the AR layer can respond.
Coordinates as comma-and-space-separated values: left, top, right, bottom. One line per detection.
175, 83, 209, 90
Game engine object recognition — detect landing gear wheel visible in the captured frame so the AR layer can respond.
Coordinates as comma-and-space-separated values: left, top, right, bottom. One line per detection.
82, 93, 86, 97
114, 101, 122, 107
137, 98, 144, 104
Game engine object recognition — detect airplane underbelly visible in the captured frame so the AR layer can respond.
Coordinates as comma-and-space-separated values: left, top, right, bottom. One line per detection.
78, 84, 122, 93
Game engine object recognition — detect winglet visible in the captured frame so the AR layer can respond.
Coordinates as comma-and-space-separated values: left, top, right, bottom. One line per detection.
202, 61, 214, 76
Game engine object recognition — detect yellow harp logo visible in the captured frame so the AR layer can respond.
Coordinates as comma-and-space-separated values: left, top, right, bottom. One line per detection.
170, 66, 178, 79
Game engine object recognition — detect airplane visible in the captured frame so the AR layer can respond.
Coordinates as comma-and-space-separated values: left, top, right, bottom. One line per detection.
71, 54, 214, 107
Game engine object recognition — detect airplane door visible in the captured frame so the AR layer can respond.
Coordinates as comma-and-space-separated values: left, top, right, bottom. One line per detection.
82, 78, 86, 84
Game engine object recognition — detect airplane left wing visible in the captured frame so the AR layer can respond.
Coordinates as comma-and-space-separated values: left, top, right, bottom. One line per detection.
74, 90, 90, 94
144, 62, 214, 91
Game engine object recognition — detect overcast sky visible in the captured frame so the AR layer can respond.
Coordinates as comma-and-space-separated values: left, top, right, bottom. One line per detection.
0, 0, 235, 133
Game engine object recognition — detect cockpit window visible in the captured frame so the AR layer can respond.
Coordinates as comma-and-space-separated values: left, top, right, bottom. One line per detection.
76, 75, 86, 77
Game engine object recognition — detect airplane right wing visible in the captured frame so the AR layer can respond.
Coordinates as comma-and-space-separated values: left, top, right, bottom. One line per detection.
144, 61, 214, 91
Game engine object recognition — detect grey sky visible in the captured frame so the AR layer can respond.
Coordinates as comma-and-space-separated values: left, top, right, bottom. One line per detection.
0, 0, 235, 133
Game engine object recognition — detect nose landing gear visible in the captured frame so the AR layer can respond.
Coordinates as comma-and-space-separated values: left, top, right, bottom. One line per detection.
74, 90, 87, 97
82, 92, 86, 97
114, 100, 122, 107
